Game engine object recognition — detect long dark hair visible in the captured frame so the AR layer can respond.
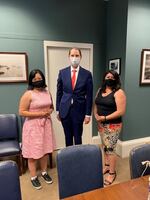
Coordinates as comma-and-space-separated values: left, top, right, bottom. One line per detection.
100, 70, 121, 93
28, 69, 47, 90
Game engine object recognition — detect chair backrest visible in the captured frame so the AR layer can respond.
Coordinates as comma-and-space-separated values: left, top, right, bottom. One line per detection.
0, 114, 19, 140
0, 160, 22, 200
129, 143, 150, 179
57, 144, 103, 199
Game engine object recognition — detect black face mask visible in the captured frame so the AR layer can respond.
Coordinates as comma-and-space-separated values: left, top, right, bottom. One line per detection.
32, 80, 45, 88
105, 79, 116, 87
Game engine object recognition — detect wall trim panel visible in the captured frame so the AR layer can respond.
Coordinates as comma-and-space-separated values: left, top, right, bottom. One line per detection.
92, 134, 150, 158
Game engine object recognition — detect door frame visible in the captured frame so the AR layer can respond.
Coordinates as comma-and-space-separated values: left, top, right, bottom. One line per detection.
43, 40, 93, 144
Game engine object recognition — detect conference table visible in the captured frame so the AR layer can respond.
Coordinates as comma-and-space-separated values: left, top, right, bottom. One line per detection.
64, 175, 149, 200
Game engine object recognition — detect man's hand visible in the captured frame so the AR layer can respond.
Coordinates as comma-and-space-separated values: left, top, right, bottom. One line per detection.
57, 113, 61, 121
84, 116, 90, 124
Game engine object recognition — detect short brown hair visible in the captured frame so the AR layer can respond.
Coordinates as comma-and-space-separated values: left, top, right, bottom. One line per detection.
68, 47, 82, 57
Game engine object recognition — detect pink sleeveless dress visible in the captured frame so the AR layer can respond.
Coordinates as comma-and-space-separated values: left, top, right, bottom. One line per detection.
22, 90, 55, 159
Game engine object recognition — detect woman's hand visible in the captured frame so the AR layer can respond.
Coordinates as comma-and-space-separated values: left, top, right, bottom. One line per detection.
95, 113, 100, 121
49, 108, 54, 114
95, 114, 105, 122
94, 103, 105, 122
41, 108, 52, 117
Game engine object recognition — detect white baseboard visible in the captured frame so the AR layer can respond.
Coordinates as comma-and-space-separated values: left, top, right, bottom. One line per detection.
116, 137, 150, 158
92, 135, 101, 144
92, 135, 150, 158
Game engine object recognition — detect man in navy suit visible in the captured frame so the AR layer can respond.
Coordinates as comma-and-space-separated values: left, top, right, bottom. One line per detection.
56, 48, 93, 146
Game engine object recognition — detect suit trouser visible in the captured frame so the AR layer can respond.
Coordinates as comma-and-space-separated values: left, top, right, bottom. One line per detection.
61, 106, 83, 146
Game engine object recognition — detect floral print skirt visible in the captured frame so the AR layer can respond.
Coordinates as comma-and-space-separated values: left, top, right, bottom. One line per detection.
98, 123, 122, 155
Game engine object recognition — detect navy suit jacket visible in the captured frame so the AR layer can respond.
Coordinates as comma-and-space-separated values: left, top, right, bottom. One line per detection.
56, 66, 93, 120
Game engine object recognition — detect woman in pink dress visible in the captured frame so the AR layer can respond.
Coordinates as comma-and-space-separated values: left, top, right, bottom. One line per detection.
19, 69, 55, 190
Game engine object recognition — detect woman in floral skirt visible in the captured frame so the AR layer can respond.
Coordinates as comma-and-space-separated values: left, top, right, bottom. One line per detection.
94, 70, 126, 185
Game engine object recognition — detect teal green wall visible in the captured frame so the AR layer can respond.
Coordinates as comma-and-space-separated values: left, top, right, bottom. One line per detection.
0, 0, 106, 137
106, 0, 150, 141
106, 0, 128, 86
123, 0, 150, 140
0, 38, 45, 113
2, 0, 150, 141
105, 0, 128, 140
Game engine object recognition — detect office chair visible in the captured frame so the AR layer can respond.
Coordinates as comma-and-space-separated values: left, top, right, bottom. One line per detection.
129, 143, 150, 179
56, 144, 103, 199
0, 160, 22, 200
20, 116, 53, 173
0, 114, 23, 175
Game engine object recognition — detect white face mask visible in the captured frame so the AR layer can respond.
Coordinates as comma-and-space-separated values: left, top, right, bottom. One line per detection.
70, 57, 80, 66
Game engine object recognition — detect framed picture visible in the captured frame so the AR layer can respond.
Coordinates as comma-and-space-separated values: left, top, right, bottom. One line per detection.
0, 52, 28, 83
109, 58, 121, 75
140, 49, 150, 85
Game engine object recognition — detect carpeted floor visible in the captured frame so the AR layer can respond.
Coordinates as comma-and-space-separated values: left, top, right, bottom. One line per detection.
20, 151, 130, 200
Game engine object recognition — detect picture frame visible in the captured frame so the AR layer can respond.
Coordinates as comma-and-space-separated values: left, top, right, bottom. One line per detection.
140, 49, 150, 85
109, 58, 121, 75
0, 52, 28, 83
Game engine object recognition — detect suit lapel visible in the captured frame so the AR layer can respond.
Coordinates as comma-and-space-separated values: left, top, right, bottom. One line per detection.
66, 66, 72, 91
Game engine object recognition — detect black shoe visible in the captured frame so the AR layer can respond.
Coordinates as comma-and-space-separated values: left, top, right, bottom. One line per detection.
31, 177, 42, 190
41, 173, 53, 184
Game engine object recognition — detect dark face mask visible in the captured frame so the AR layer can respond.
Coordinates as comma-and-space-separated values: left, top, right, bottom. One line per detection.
105, 79, 116, 87
32, 80, 45, 88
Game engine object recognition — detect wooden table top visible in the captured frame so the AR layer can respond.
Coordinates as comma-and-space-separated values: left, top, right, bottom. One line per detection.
64, 176, 149, 200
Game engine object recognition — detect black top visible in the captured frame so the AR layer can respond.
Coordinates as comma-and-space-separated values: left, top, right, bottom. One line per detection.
95, 90, 122, 124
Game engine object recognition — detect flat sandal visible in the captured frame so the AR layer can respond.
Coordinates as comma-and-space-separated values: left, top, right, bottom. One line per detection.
103, 164, 110, 175
104, 171, 116, 185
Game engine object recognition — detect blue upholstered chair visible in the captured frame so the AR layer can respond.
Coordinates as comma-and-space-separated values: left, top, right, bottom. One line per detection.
0, 114, 23, 175
56, 144, 103, 199
129, 143, 150, 179
0, 160, 22, 200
